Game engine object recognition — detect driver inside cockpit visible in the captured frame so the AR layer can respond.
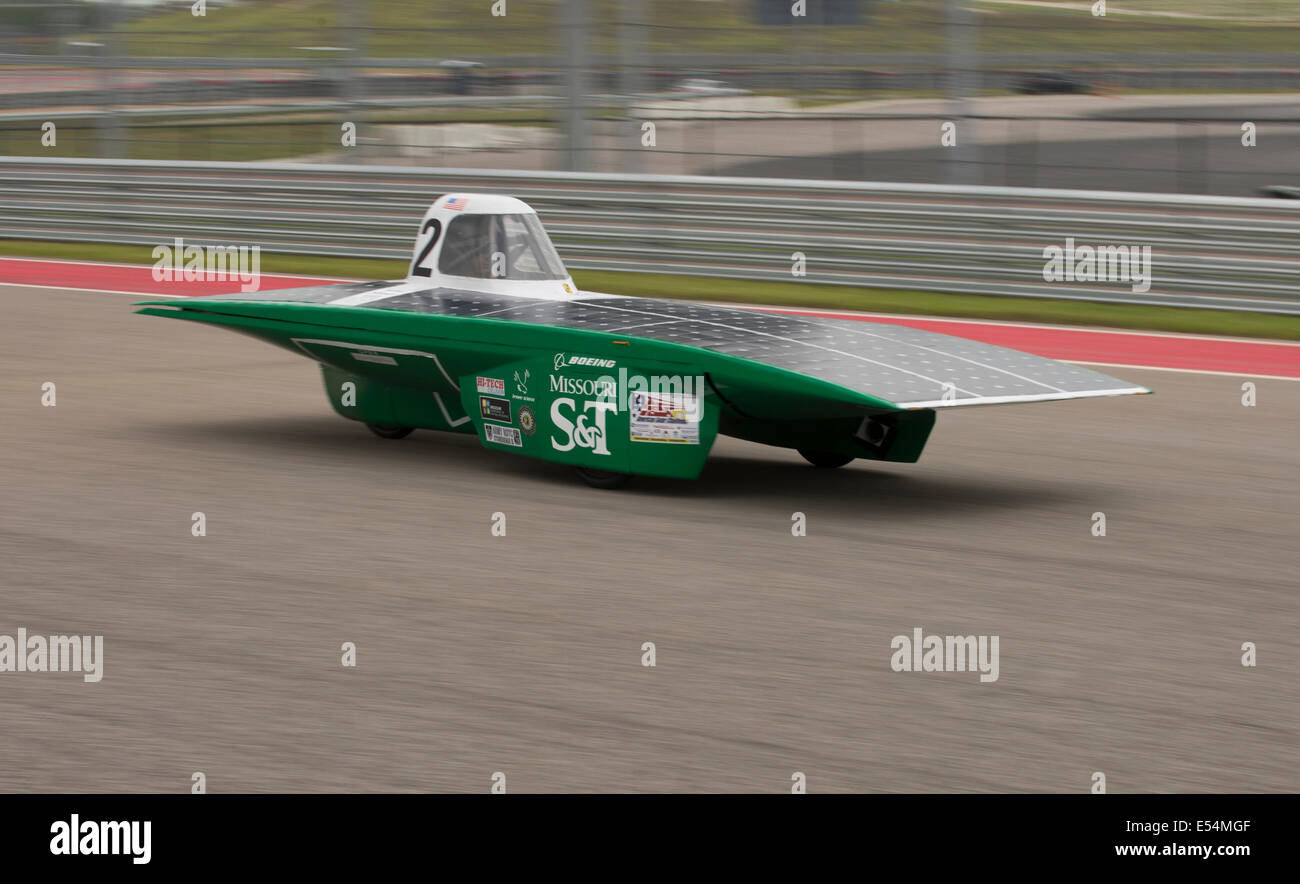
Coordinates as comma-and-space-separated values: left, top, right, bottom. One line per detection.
438, 212, 568, 281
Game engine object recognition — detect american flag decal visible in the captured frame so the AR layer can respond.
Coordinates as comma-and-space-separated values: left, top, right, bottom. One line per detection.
444, 197, 467, 211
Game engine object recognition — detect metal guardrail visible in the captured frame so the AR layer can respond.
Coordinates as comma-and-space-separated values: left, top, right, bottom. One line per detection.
2, 157, 1298, 314
12, 52, 1300, 69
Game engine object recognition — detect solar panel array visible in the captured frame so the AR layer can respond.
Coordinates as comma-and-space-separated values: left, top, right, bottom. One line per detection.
207, 283, 1145, 407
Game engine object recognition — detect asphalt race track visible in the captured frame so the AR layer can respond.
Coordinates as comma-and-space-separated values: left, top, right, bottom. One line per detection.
2, 286, 1296, 793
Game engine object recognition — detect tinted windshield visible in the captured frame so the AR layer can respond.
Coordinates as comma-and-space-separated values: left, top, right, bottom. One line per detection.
438, 213, 568, 280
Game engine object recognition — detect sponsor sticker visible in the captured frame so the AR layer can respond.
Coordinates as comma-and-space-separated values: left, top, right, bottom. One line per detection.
476, 376, 505, 395
551, 398, 615, 456
554, 353, 616, 370
480, 396, 511, 423
519, 405, 536, 436
484, 424, 521, 447
550, 375, 617, 398
510, 370, 535, 403
629, 391, 700, 444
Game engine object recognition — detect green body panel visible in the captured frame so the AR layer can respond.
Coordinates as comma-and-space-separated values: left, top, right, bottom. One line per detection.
321, 366, 477, 433
137, 297, 931, 475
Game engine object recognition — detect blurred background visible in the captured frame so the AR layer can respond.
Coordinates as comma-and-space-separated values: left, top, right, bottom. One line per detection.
2, 0, 1299, 196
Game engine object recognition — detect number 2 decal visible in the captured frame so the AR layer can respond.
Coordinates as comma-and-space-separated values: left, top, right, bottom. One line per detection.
409, 218, 442, 277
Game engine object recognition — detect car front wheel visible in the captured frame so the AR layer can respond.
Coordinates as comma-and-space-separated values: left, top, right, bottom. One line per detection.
367, 423, 414, 439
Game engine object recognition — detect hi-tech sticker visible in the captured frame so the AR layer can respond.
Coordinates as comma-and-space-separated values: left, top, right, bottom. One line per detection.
480, 396, 511, 423
629, 392, 700, 444
476, 376, 505, 395
484, 424, 521, 447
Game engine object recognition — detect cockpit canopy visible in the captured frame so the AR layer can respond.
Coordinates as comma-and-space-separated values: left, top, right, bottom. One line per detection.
438, 212, 567, 281
408, 193, 574, 294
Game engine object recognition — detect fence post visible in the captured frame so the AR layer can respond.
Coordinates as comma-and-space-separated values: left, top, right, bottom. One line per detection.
562, 0, 590, 172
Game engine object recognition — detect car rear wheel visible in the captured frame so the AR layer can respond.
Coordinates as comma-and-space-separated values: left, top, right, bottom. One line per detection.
367, 423, 414, 439
798, 449, 855, 469
574, 467, 632, 489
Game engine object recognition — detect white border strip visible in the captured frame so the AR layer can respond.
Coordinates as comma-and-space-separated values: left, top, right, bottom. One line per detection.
1067, 360, 1300, 382
898, 386, 1152, 409
290, 338, 458, 390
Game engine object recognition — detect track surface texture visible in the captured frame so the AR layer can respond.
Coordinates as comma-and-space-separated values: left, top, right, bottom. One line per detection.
2, 287, 1296, 792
